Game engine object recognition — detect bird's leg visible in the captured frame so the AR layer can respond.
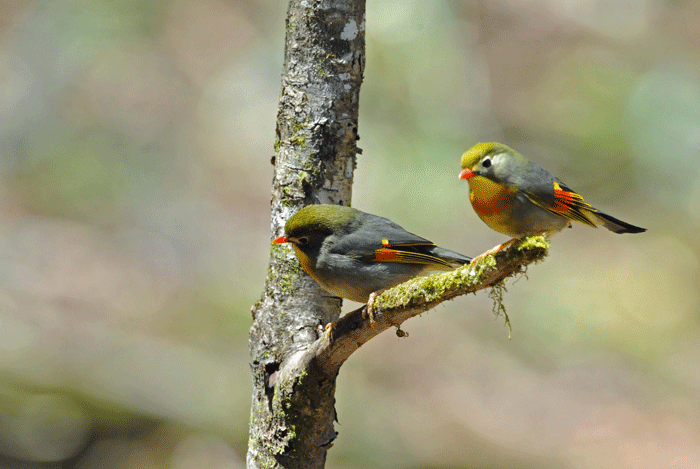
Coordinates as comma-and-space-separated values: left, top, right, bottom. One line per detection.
472, 231, 552, 263
362, 292, 380, 329
323, 322, 336, 342
471, 238, 518, 263
326, 293, 380, 341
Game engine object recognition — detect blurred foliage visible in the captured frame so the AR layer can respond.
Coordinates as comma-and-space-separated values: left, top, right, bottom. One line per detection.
0, 0, 699, 468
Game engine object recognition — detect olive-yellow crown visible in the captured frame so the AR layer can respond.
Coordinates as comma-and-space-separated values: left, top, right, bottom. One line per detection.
460, 142, 515, 169
284, 204, 357, 239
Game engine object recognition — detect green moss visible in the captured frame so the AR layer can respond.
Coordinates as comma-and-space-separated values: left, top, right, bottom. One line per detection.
273, 137, 281, 153
289, 131, 306, 147
373, 253, 499, 310
489, 281, 511, 339
315, 53, 334, 78
301, 159, 322, 179
278, 262, 303, 295
268, 369, 306, 455
270, 243, 286, 257
287, 121, 308, 150
298, 171, 311, 187
516, 235, 550, 256
269, 244, 304, 295
372, 235, 548, 326
274, 373, 297, 408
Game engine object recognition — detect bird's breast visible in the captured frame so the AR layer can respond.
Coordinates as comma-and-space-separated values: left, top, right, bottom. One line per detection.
468, 176, 516, 216
467, 176, 519, 234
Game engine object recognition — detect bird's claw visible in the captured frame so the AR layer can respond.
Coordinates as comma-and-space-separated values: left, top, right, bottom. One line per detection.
362, 292, 379, 329
324, 322, 336, 342
471, 238, 518, 263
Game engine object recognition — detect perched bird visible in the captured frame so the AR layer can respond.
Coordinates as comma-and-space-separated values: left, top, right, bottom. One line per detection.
458, 142, 646, 239
272, 204, 472, 303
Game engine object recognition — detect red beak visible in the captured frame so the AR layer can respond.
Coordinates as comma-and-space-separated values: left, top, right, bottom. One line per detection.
458, 167, 475, 180
272, 235, 288, 244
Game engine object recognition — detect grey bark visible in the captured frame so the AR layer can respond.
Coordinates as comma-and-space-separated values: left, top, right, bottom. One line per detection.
247, 1, 365, 468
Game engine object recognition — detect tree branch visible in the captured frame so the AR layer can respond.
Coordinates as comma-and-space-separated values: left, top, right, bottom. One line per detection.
307, 236, 549, 374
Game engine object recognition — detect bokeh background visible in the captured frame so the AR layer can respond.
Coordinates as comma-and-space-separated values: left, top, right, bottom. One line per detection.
1, 0, 699, 468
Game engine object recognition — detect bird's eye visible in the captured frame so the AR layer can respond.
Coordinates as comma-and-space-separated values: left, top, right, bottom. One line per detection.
482, 158, 492, 168
298, 236, 309, 245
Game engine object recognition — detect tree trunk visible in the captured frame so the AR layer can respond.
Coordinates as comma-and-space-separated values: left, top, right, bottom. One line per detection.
247, 1, 365, 468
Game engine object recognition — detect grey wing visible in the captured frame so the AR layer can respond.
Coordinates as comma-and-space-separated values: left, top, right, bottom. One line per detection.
358, 216, 470, 267
517, 163, 599, 227
324, 214, 430, 259
509, 160, 558, 208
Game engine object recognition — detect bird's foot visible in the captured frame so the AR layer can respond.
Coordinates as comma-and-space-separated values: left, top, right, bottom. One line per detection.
362, 292, 380, 329
323, 322, 336, 342
471, 238, 518, 263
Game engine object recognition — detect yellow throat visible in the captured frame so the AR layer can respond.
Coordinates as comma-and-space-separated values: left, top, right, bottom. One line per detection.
467, 175, 517, 234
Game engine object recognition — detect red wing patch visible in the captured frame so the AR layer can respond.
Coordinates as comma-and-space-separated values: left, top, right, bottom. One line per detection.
372, 247, 452, 267
374, 248, 399, 261
545, 182, 597, 227
552, 184, 584, 212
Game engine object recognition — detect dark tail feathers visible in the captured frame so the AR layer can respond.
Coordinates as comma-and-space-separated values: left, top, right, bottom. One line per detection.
428, 246, 472, 267
592, 211, 646, 234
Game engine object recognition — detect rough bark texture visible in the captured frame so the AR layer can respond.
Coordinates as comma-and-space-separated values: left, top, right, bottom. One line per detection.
247, 1, 366, 468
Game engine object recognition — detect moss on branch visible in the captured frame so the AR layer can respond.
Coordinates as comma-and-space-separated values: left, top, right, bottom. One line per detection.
312, 235, 550, 373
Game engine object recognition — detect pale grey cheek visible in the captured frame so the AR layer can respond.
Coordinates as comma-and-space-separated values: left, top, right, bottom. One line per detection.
490, 154, 511, 180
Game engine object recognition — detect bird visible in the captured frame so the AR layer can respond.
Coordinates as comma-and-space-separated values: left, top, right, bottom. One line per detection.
272, 204, 472, 304
458, 143, 646, 244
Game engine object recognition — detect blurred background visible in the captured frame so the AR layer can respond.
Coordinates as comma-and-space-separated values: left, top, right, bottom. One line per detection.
0, 0, 699, 467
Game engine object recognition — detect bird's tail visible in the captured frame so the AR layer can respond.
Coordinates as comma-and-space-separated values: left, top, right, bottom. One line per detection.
589, 210, 646, 234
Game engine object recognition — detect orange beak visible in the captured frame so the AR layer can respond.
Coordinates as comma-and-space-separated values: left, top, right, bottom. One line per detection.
272, 235, 288, 244
458, 168, 475, 180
